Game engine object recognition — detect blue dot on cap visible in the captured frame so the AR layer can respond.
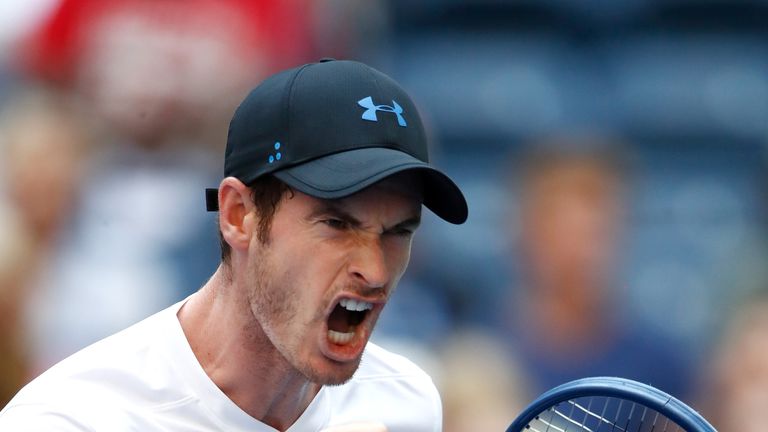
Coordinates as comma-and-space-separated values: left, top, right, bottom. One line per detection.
268, 142, 282, 164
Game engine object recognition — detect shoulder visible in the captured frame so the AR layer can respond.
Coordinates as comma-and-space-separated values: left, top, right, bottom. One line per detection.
1, 304, 188, 430
0, 394, 171, 432
326, 342, 442, 432
0, 402, 96, 431
0, 376, 144, 432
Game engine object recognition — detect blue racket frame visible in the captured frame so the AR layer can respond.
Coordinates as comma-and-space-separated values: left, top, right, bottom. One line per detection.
506, 376, 717, 432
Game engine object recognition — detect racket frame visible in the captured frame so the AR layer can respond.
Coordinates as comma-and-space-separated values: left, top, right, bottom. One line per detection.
506, 376, 716, 432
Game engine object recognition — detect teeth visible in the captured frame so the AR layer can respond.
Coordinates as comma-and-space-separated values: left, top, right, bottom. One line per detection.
328, 330, 355, 345
339, 298, 373, 312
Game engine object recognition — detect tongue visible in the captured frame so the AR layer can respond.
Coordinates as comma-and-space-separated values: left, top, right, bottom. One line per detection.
328, 304, 352, 333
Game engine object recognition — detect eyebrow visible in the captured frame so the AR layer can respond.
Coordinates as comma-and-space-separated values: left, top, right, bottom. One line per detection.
310, 202, 421, 232
309, 203, 362, 227
391, 216, 421, 233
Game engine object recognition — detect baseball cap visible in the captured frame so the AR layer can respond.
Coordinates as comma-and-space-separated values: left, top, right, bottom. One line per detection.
206, 58, 468, 224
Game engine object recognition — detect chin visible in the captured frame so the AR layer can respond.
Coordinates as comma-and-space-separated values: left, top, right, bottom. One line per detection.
303, 358, 361, 386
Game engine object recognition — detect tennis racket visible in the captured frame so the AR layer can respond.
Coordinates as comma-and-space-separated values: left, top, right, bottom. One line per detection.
506, 376, 716, 432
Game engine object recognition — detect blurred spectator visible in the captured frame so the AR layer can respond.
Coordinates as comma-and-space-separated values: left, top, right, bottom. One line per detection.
0, 211, 30, 406
498, 136, 692, 399
6, 0, 271, 373
14, 0, 313, 85
438, 328, 529, 432
701, 295, 768, 432
6, 0, 393, 375
0, 86, 89, 404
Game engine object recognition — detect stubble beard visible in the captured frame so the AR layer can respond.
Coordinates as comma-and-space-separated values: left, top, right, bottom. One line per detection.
246, 247, 359, 386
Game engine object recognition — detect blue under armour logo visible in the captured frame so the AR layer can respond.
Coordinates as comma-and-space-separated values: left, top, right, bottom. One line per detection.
357, 96, 407, 127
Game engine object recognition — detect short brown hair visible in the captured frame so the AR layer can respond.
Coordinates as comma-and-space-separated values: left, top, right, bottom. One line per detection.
219, 175, 292, 265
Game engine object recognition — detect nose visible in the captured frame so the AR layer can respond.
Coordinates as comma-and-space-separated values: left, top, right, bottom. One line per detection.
348, 236, 389, 289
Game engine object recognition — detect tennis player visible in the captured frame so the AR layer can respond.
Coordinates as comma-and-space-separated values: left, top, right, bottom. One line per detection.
0, 59, 468, 431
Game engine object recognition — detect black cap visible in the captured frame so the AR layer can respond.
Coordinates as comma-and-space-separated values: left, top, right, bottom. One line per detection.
207, 59, 468, 224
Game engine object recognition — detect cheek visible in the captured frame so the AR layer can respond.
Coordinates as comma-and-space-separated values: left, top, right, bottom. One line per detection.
387, 239, 414, 281
268, 240, 343, 306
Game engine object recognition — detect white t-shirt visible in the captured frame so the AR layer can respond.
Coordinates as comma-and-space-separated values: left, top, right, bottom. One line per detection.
0, 300, 442, 431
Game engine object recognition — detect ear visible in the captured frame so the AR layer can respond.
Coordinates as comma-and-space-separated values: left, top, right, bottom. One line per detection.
218, 177, 255, 255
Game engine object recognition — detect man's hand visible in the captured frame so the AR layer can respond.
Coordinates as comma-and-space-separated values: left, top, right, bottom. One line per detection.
320, 422, 388, 432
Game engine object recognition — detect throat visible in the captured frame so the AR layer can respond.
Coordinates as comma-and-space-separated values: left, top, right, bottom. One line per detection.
260, 380, 322, 431
179, 286, 321, 429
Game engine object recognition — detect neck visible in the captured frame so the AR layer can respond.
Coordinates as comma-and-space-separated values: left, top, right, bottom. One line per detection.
177, 266, 321, 431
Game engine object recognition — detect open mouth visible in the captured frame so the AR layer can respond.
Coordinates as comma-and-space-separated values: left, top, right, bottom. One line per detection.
327, 298, 373, 346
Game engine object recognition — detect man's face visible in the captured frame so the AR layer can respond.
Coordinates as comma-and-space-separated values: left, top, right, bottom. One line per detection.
244, 174, 422, 385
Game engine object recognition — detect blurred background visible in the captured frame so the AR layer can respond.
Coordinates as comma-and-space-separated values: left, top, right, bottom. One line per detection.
1, 0, 767, 430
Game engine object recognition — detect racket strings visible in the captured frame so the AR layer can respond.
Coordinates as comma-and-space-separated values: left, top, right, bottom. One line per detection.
524, 396, 685, 432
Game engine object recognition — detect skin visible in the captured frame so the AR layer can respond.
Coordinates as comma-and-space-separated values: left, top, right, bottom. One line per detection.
178, 172, 422, 431
517, 161, 622, 356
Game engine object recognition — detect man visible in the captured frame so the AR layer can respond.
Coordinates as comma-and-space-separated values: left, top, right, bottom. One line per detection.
499, 141, 689, 399
0, 59, 468, 431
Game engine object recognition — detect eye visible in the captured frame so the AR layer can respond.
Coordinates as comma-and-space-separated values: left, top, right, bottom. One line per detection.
386, 227, 415, 238
323, 218, 350, 230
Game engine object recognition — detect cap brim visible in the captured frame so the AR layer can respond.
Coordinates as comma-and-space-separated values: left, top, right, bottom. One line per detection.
273, 147, 468, 224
